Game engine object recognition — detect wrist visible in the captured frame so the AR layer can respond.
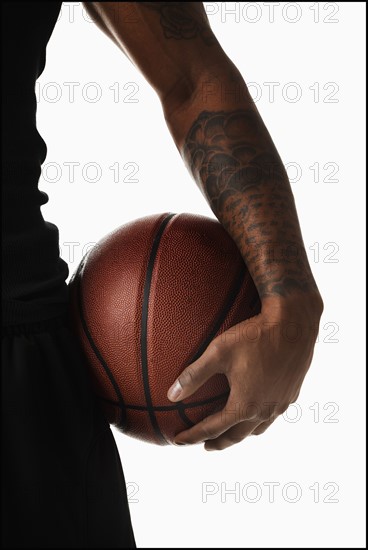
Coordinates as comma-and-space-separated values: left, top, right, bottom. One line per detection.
261, 290, 324, 323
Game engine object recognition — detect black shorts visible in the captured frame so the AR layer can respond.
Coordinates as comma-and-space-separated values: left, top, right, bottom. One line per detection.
1, 312, 136, 548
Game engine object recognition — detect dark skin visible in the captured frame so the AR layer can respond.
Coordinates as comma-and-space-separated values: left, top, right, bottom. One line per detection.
83, 2, 324, 450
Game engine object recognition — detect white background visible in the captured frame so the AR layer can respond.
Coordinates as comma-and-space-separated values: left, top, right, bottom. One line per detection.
37, 2, 366, 548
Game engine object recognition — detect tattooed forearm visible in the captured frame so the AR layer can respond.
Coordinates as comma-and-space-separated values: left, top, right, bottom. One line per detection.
183, 109, 318, 298
140, 2, 215, 45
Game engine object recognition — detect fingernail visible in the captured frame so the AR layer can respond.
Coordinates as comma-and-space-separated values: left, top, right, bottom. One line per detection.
173, 440, 186, 446
168, 380, 182, 402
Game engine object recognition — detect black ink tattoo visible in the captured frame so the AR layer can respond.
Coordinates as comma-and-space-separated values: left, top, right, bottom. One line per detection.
184, 110, 318, 298
140, 2, 215, 45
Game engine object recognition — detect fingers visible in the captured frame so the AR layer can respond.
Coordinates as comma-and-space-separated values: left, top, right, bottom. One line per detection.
204, 419, 261, 451
173, 386, 269, 445
167, 343, 226, 402
204, 415, 277, 451
173, 393, 242, 445
174, 396, 283, 448
250, 418, 276, 436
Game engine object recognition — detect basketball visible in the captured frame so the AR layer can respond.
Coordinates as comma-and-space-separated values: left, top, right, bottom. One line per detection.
68, 213, 261, 445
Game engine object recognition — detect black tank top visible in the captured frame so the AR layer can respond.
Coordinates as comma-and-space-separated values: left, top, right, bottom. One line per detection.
2, 1, 70, 326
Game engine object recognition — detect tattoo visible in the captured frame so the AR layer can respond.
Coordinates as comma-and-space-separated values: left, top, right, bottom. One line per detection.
184, 109, 317, 298
140, 2, 215, 45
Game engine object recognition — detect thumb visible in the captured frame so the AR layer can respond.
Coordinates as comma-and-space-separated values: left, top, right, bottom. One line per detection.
167, 344, 223, 402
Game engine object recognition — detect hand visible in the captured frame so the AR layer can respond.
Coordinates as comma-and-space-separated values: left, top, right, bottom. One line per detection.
167, 293, 323, 451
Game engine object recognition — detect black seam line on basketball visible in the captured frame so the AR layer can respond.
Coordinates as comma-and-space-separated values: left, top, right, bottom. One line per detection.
177, 405, 195, 428
249, 289, 261, 312
76, 264, 127, 429
141, 213, 176, 444
97, 390, 229, 411
168, 262, 246, 422
186, 261, 247, 368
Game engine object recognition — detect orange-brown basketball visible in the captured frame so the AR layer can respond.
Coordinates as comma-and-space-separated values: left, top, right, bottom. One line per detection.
69, 213, 261, 445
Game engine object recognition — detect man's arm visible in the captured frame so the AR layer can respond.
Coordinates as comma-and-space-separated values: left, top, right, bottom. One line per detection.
84, 1, 323, 449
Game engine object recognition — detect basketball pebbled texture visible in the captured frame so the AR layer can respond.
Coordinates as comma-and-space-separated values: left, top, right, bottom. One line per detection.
69, 213, 261, 445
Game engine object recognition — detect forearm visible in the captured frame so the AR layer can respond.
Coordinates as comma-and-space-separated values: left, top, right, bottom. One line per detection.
164, 65, 323, 311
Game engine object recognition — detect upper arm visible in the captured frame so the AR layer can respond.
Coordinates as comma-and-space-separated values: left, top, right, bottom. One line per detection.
82, 2, 233, 113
